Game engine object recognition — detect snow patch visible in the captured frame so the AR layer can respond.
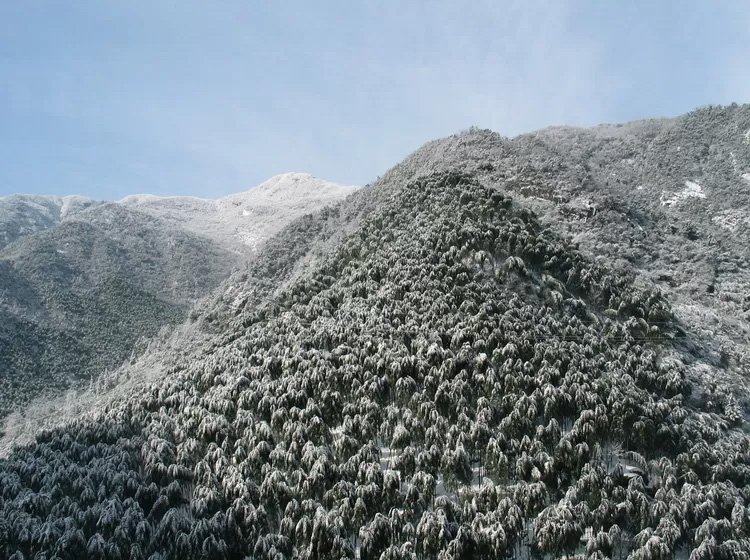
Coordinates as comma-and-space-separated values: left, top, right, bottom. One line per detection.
742, 173, 750, 183
744, 128, 750, 145
683, 180, 706, 196
378, 446, 397, 471
235, 230, 264, 249
712, 210, 750, 232
660, 180, 707, 207
118, 193, 178, 204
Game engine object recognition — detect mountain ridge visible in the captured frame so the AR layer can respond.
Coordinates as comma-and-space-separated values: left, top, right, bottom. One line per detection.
0, 173, 359, 418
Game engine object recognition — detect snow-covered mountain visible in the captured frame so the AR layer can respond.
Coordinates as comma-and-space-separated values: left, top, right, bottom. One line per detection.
0, 173, 359, 417
0, 194, 98, 250
4, 106, 750, 559
120, 172, 359, 251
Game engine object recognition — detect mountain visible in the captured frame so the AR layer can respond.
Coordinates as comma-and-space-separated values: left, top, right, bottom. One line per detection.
120, 172, 360, 252
386, 106, 750, 397
0, 174, 359, 417
0, 194, 100, 250
1, 105, 750, 559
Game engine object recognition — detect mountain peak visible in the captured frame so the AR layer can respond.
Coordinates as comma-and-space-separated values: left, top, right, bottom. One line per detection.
248, 172, 358, 199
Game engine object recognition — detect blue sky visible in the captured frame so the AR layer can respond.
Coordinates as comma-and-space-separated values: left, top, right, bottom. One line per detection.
1, 1, 749, 199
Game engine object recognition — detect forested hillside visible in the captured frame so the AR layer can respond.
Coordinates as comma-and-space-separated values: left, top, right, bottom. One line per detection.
0, 203, 230, 417
0, 175, 358, 418
0, 194, 99, 250
2, 161, 748, 559
385, 105, 750, 400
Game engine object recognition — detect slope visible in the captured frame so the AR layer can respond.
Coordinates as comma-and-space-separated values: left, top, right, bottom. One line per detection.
0, 174, 359, 418
0, 203, 232, 417
0, 194, 99, 250
383, 105, 750, 401
1, 170, 747, 559
120, 172, 360, 251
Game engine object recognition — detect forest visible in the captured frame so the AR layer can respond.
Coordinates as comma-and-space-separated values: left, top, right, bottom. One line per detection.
1, 170, 749, 559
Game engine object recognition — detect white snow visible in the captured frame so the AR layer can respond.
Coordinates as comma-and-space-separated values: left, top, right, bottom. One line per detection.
378, 446, 397, 471
660, 180, 707, 207
712, 210, 750, 231
742, 173, 750, 183
744, 128, 750, 145
435, 474, 449, 498
683, 180, 706, 196
117, 194, 158, 204
119, 173, 360, 251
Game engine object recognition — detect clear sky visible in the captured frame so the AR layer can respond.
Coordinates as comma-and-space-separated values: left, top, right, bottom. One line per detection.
1, 1, 749, 199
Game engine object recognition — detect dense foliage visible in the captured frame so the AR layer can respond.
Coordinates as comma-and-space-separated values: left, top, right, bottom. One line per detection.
2, 171, 748, 559
0, 178, 358, 421
0, 194, 99, 251
0, 203, 239, 418
384, 105, 750, 393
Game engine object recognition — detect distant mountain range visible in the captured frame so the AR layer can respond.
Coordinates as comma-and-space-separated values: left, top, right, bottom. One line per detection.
0, 173, 359, 416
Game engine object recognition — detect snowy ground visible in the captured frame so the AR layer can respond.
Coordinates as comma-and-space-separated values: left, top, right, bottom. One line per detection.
712, 209, 750, 231
660, 180, 707, 206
